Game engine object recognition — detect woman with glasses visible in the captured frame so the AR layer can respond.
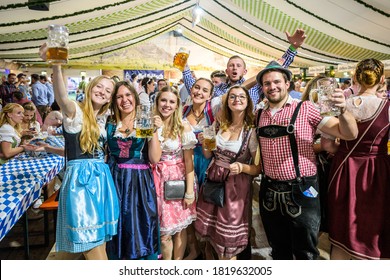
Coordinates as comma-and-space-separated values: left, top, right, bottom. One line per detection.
139, 77, 156, 106
195, 85, 261, 260
106, 81, 162, 260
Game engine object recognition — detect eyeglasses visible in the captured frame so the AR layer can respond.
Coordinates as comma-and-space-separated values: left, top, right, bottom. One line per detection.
228, 94, 247, 101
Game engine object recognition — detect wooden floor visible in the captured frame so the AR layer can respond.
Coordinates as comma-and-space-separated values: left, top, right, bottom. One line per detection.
0, 206, 330, 261
0, 211, 56, 260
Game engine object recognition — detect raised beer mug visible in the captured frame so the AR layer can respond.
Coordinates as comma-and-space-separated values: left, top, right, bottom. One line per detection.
173, 47, 190, 72
136, 105, 153, 138
310, 77, 340, 116
46, 24, 69, 64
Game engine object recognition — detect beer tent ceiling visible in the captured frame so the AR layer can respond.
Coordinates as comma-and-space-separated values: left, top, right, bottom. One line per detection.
0, 0, 389, 70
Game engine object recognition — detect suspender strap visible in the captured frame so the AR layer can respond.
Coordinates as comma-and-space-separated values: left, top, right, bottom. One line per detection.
288, 101, 304, 181
256, 101, 304, 181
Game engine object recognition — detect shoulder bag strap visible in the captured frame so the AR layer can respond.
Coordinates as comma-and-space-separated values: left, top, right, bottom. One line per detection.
328, 99, 387, 186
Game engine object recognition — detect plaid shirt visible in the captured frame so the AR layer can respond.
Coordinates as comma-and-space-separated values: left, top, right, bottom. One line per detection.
182, 46, 297, 106
257, 97, 326, 181
0, 82, 16, 106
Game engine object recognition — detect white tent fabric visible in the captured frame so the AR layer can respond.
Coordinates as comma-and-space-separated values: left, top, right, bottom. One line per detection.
0, 0, 389, 69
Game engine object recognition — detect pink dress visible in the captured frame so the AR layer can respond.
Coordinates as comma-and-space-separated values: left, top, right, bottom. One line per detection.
152, 128, 198, 236
328, 97, 390, 259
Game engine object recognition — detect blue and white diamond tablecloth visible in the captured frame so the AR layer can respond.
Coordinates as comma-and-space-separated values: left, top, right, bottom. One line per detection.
0, 136, 65, 241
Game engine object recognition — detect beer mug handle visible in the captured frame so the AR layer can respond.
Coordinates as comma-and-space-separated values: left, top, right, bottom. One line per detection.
309, 89, 320, 107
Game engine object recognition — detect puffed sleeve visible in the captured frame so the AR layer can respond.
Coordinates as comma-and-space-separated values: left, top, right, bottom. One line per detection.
156, 126, 165, 143
0, 124, 17, 143
181, 130, 197, 149
62, 101, 83, 133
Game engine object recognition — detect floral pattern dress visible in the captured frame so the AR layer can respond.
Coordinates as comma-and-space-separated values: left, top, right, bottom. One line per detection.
152, 126, 198, 236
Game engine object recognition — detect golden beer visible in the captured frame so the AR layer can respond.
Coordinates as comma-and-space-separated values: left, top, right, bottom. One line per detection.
46, 47, 68, 64
136, 128, 153, 138
204, 137, 216, 151
173, 48, 189, 71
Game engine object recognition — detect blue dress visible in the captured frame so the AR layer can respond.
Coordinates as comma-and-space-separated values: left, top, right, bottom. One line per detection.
56, 107, 119, 253
182, 101, 216, 186
106, 122, 159, 260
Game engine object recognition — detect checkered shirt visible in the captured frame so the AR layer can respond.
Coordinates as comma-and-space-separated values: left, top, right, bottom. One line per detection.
182, 47, 297, 106
257, 98, 323, 181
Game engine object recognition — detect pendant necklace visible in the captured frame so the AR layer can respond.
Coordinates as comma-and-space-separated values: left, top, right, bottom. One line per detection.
191, 107, 203, 123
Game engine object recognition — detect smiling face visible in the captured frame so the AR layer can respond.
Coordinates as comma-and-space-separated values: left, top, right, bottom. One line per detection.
115, 84, 136, 116
262, 71, 290, 107
157, 90, 179, 120
190, 79, 213, 105
90, 78, 114, 108
226, 57, 247, 83
227, 87, 248, 112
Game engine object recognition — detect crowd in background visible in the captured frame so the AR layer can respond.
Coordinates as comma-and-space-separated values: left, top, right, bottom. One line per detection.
0, 28, 389, 261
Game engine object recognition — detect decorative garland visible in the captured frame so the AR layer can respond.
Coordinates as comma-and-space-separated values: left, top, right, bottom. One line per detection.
0, 1, 191, 44
0, 0, 59, 11
211, 0, 357, 63
0, 0, 138, 27
284, 0, 389, 48
354, 0, 389, 17
182, 18, 353, 65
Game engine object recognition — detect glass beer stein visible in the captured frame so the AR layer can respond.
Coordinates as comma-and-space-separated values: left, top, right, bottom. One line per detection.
310, 77, 341, 116
136, 105, 154, 138
203, 125, 216, 151
46, 24, 69, 64
173, 47, 190, 72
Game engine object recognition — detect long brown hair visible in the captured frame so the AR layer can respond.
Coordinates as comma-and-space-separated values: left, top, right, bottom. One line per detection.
110, 81, 140, 123
220, 85, 254, 131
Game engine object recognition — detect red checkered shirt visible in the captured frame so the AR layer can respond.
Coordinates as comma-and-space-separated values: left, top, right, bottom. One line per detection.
257, 97, 325, 181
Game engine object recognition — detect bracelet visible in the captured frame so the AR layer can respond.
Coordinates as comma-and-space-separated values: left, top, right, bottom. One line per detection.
238, 162, 243, 173
289, 45, 297, 52
184, 192, 194, 199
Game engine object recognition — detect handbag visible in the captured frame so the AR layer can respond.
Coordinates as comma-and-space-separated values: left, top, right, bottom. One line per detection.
202, 129, 251, 207
164, 180, 186, 200
202, 179, 225, 207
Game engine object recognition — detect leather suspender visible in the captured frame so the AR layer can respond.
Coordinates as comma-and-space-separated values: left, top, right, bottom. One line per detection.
256, 101, 304, 181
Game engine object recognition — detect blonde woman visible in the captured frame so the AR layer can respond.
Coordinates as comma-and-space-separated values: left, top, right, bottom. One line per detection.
0, 103, 37, 164
39, 44, 119, 260
152, 86, 197, 260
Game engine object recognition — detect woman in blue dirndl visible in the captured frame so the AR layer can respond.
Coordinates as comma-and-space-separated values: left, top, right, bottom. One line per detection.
40, 44, 119, 259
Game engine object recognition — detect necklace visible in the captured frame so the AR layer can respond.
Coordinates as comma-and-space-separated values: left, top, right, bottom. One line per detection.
229, 125, 242, 133
191, 107, 203, 123
121, 118, 135, 134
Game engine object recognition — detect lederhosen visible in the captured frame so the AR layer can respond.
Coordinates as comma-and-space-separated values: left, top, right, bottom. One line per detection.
256, 101, 320, 260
